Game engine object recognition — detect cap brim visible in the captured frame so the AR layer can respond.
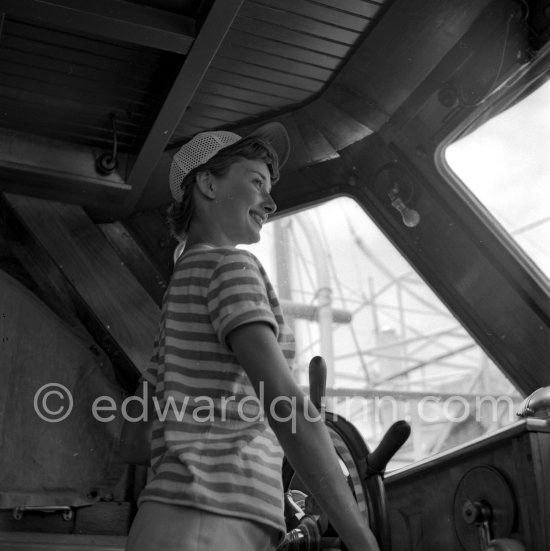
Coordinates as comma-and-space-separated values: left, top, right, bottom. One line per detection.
246, 121, 290, 169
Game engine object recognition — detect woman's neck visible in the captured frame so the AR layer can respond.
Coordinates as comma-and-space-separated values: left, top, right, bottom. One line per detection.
185, 223, 235, 249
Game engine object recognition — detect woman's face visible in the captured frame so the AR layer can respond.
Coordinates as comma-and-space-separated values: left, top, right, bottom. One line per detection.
210, 158, 276, 246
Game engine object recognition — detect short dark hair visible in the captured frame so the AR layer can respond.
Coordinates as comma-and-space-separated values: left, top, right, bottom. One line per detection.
167, 136, 280, 240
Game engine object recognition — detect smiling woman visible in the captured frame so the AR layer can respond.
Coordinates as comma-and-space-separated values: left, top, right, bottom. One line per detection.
188, 156, 276, 246
123, 124, 381, 551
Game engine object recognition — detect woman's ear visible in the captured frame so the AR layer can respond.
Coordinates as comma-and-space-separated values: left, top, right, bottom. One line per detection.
195, 170, 216, 200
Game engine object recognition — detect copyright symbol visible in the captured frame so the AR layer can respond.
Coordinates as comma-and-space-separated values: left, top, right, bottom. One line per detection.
33, 383, 73, 422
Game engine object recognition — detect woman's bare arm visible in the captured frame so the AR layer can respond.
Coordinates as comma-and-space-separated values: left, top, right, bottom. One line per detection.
228, 322, 380, 551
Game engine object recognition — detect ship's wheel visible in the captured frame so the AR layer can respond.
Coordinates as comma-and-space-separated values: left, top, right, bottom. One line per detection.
279, 357, 411, 551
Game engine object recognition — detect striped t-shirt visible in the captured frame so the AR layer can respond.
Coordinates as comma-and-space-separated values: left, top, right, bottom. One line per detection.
139, 247, 295, 535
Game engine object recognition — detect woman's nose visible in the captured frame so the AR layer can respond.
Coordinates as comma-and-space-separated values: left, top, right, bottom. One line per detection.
262, 192, 277, 214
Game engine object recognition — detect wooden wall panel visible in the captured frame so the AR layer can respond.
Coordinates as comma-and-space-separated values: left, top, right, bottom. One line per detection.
2, 193, 159, 377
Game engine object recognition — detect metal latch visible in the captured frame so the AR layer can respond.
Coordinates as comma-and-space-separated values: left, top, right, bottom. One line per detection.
12, 505, 73, 521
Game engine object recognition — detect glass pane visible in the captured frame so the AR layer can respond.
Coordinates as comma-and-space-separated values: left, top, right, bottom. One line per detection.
244, 197, 522, 469
445, 79, 550, 281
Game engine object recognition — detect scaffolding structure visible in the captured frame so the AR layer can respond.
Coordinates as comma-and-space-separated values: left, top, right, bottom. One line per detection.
258, 202, 522, 468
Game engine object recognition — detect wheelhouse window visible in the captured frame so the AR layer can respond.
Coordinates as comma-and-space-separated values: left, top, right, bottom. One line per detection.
244, 197, 521, 469
445, 78, 550, 283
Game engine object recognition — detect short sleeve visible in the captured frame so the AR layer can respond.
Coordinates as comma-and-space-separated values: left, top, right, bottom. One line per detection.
207, 250, 278, 346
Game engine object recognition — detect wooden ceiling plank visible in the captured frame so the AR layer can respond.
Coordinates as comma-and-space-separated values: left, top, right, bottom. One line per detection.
196, 82, 291, 111
232, 17, 351, 58
225, 29, 342, 70
118, 0, 245, 218
217, 43, 333, 82
211, 56, 324, 93
198, 68, 310, 101
300, 0, 384, 19
192, 92, 269, 117
240, 2, 364, 42
0, 0, 196, 54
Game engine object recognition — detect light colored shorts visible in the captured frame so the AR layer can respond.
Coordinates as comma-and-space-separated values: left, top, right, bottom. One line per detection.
125, 501, 280, 551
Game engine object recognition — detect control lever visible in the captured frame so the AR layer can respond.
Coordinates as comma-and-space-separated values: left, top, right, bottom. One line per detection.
308, 356, 410, 476
309, 356, 327, 411
365, 420, 411, 477
304, 356, 407, 550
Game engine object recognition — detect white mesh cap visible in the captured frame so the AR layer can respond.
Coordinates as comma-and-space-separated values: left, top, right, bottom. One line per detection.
169, 122, 290, 202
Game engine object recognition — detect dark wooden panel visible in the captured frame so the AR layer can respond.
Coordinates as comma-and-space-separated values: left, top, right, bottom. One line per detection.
232, 17, 351, 58
241, 1, 364, 42
211, 57, 324, 93
1, 29, 161, 84
215, 43, 333, 82
0, 70, 152, 112
336, 0, 492, 117
123, 210, 176, 281
224, 29, 342, 70
99, 221, 168, 306
0, 98, 139, 151
74, 502, 133, 536
0, 270, 126, 510
3, 20, 171, 79
288, 110, 341, 166
302, 96, 373, 150
202, 67, 313, 101
323, 82, 390, 134
0, 204, 86, 330
170, 119, 206, 138
530, 431, 550, 546
0, 83, 146, 130
2, 193, 159, 375
308, 0, 384, 19
179, 109, 244, 128
0, 0, 196, 54
191, 92, 267, 117
0, 16, 182, 153
385, 421, 550, 550
0, 50, 157, 107
387, 0, 527, 142
173, 67, 311, 140
198, 81, 292, 111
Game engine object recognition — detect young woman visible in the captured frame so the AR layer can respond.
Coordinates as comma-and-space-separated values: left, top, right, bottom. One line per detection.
124, 122, 380, 551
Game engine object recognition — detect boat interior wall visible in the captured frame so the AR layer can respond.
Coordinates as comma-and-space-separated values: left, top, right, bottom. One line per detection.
0, 269, 127, 522
0, 193, 159, 390
386, 419, 550, 550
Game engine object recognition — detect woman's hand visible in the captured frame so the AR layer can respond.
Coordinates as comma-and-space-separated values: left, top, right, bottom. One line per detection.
228, 322, 381, 551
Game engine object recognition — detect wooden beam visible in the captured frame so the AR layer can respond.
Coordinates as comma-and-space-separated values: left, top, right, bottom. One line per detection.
2, 193, 159, 378
0, 129, 129, 209
0, 204, 85, 332
0, 0, 196, 54
118, 0, 245, 218
98, 221, 168, 306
